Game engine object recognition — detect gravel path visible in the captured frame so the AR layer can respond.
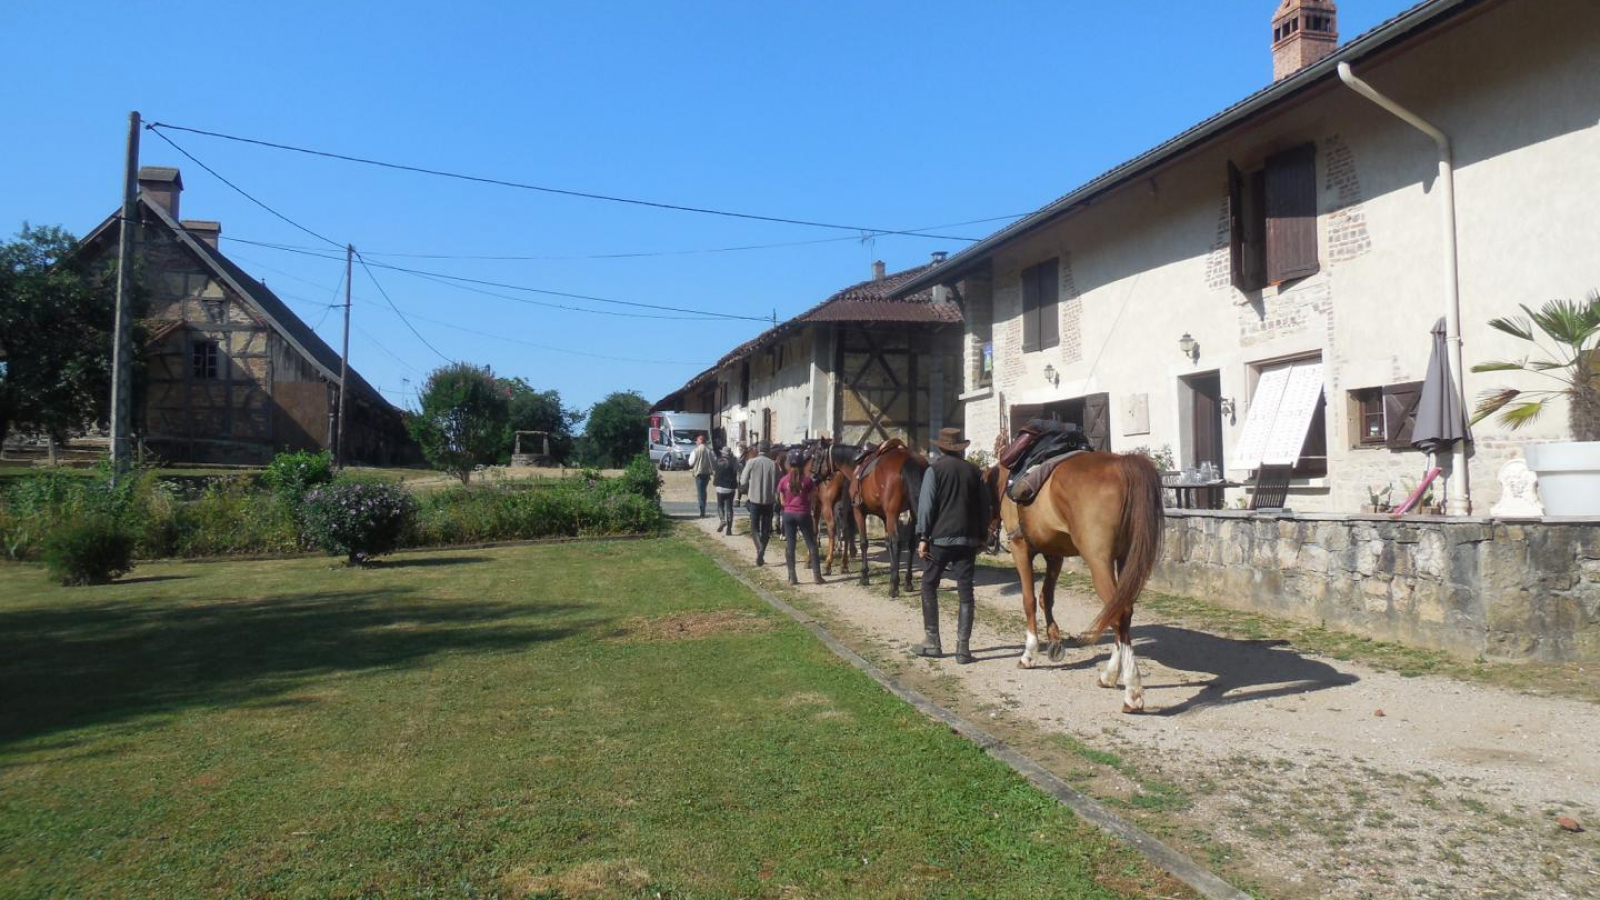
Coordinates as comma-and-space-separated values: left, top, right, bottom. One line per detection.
675, 492, 1600, 900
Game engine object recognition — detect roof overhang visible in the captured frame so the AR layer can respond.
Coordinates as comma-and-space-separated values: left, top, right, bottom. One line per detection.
891, 0, 1492, 298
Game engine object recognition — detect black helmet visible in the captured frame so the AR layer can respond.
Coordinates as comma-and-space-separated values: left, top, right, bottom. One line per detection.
787, 448, 806, 468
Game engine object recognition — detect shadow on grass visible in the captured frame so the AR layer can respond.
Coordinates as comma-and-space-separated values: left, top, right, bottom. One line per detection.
0, 587, 589, 748
368, 556, 491, 569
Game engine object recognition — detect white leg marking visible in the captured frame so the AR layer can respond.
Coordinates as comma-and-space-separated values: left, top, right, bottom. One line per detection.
1099, 641, 1123, 688
1020, 630, 1039, 668
1122, 641, 1145, 712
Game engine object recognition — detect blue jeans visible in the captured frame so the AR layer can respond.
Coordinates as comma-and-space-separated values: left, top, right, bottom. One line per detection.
694, 474, 711, 516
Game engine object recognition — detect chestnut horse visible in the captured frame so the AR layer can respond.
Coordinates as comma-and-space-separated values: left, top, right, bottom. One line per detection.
991, 451, 1165, 712
809, 441, 858, 575
852, 440, 926, 598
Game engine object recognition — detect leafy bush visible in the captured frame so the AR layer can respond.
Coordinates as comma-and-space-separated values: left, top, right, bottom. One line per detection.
620, 453, 662, 505
261, 450, 335, 498
409, 476, 665, 547
41, 515, 136, 586
301, 480, 417, 565
171, 478, 301, 558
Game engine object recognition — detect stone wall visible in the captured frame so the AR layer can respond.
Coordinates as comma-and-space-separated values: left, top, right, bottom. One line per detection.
1155, 510, 1600, 663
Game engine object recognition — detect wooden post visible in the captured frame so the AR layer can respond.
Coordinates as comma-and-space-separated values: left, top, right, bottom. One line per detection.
109, 111, 141, 481
336, 244, 353, 467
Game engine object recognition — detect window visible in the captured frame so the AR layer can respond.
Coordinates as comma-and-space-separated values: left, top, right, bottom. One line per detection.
1229, 143, 1320, 292
191, 339, 219, 380
1236, 356, 1326, 477
1349, 382, 1423, 449
1021, 258, 1060, 353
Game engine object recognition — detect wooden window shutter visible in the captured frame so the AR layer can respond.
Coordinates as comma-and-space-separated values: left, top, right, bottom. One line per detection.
1383, 381, 1424, 450
1228, 161, 1247, 292
1021, 265, 1041, 352
1084, 393, 1111, 451
1265, 143, 1320, 284
1038, 259, 1061, 350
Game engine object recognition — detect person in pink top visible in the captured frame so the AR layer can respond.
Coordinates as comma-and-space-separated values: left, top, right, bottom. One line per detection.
778, 448, 824, 585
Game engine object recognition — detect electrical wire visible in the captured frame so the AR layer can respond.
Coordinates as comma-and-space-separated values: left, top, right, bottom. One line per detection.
228, 213, 1027, 262
149, 121, 992, 241
362, 301, 705, 367
355, 252, 455, 364
231, 237, 772, 322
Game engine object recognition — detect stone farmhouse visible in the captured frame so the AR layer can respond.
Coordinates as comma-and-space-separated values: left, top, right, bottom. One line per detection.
893, 0, 1599, 514
653, 260, 964, 450
75, 167, 415, 465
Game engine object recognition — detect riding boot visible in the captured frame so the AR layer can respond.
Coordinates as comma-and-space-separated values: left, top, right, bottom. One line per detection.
812, 558, 824, 585
787, 560, 799, 585
954, 602, 976, 665
909, 596, 942, 657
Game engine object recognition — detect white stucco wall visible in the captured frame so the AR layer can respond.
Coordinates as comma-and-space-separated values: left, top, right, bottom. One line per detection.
966, 0, 1600, 512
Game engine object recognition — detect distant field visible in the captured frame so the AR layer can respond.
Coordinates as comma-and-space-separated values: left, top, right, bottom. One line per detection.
0, 538, 1171, 899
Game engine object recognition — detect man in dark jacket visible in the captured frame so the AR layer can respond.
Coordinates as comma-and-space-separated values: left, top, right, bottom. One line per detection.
911, 428, 991, 664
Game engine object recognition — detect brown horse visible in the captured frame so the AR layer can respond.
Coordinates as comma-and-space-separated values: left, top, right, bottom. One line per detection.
852, 440, 926, 598
809, 441, 858, 575
991, 451, 1165, 712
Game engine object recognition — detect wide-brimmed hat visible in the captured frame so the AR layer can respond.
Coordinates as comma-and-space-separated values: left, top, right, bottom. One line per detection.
932, 428, 970, 454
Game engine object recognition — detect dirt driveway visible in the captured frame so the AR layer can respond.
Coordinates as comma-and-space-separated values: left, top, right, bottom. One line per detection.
683, 511, 1600, 900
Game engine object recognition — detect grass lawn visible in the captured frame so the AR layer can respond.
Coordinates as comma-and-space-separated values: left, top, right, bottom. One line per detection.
0, 538, 1173, 899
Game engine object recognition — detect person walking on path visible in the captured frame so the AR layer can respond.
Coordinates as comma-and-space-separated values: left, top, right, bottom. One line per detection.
910, 428, 990, 665
778, 448, 824, 585
688, 435, 715, 518
712, 446, 739, 534
739, 441, 778, 566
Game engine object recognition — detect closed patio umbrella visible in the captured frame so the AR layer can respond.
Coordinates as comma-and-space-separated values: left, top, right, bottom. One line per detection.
1412, 316, 1470, 454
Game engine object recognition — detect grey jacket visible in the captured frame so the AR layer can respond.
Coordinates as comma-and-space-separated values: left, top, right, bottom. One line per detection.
738, 454, 779, 505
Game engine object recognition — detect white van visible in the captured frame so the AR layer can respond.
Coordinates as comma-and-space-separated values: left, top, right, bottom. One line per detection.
648, 411, 712, 470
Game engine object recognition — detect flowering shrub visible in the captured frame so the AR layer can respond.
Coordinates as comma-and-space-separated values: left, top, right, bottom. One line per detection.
301, 480, 417, 565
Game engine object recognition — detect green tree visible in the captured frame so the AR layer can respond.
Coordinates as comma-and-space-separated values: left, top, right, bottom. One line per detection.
0, 225, 124, 448
499, 377, 580, 464
406, 363, 510, 483
581, 390, 651, 468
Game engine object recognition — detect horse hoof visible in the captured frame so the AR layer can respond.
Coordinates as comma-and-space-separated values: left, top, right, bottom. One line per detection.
1016, 659, 1032, 670
1047, 642, 1067, 663
1121, 703, 1145, 715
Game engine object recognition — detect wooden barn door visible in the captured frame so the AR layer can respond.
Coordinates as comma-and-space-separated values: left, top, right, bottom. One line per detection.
835, 328, 915, 446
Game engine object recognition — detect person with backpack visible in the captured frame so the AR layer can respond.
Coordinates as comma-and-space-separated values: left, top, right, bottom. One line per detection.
712, 446, 739, 534
910, 428, 990, 665
778, 448, 824, 585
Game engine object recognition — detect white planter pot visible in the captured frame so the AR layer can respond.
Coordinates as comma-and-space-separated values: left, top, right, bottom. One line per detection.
1525, 441, 1600, 517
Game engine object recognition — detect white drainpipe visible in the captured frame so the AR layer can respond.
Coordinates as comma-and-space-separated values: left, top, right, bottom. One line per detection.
1338, 62, 1471, 516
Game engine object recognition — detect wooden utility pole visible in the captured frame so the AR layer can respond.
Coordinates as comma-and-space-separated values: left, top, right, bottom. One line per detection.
336, 244, 353, 467
109, 111, 141, 482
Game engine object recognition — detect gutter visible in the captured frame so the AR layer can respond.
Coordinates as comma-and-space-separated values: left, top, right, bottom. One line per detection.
890, 0, 1482, 299
1336, 61, 1470, 516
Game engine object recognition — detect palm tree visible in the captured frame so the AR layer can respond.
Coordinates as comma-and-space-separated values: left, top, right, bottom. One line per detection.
1471, 291, 1600, 442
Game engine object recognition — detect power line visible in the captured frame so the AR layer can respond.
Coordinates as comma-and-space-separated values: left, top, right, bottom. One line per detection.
148, 121, 990, 241
230, 213, 1027, 262
231, 237, 772, 322
355, 251, 455, 364
352, 321, 425, 375
146, 126, 344, 250
362, 300, 705, 367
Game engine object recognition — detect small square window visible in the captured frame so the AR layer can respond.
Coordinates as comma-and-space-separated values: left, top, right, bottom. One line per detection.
192, 340, 219, 380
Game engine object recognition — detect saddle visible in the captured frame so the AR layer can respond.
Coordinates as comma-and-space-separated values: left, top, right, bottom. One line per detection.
1000, 419, 1093, 506
850, 438, 908, 506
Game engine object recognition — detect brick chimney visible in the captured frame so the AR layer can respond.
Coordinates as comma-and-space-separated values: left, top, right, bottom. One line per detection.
872, 260, 886, 280
137, 166, 182, 220
1272, 0, 1338, 81
181, 219, 221, 249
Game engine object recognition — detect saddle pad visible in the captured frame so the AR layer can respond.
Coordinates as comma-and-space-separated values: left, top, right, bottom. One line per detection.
1007, 450, 1087, 505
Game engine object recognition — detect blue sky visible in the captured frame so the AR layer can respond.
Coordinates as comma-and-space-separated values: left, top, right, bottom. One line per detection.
1, 1, 1417, 414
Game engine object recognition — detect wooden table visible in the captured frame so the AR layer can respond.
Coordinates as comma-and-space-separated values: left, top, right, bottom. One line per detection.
1167, 480, 1242, 510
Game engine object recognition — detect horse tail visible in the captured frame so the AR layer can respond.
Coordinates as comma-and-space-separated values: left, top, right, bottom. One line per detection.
899, 457, 925, 525
1087, 453, 1166, 639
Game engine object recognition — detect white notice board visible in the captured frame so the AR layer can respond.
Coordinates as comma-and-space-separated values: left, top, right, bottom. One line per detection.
1263, 363, 1325, 465
1233, 361, 1325, 470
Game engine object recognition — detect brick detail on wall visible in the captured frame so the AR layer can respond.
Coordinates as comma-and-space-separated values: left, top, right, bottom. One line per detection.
1059, 252, 1084, 365
996, 283, 1026, 389
1323, 134, 1373, 263
1203, 197, 1234, 292
1238, 278, 1332, 347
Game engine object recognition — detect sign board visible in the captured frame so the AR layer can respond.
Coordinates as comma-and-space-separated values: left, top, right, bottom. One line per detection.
1233, 361, 1324, 470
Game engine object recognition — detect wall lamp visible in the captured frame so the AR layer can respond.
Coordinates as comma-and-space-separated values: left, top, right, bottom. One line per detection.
1178, 332, 1199, 362
1043, 363, 1059, 387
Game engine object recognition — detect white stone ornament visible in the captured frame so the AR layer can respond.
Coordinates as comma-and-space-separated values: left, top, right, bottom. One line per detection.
1490, 458, 1543, 517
